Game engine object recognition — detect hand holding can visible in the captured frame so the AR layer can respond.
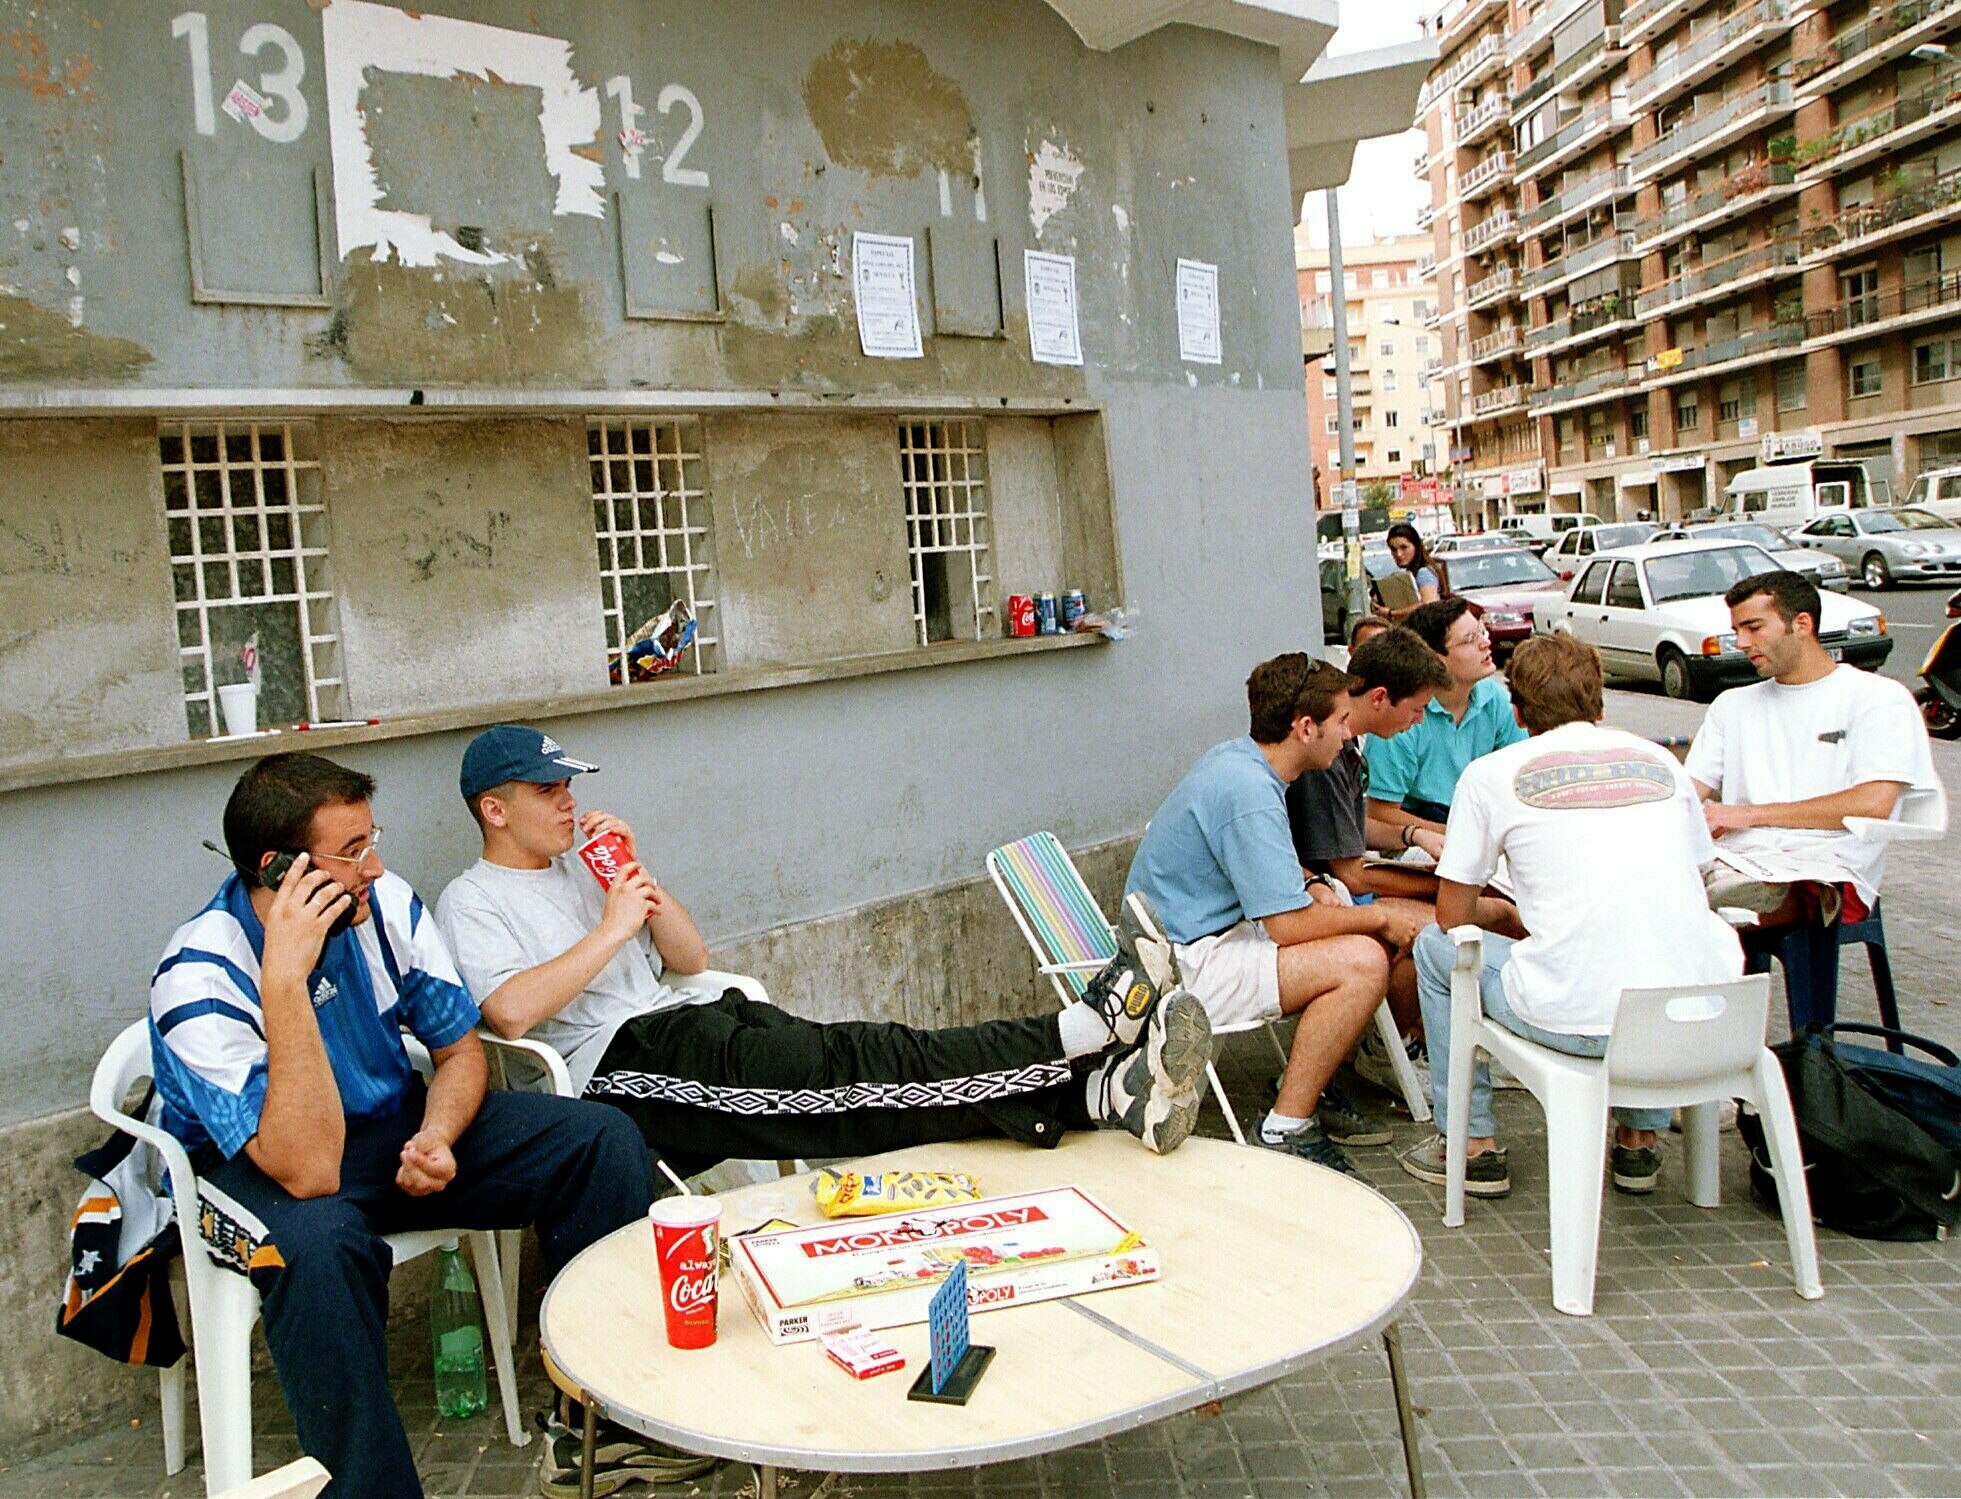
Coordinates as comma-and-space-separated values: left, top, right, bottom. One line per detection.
649, 1197, 722, 1349
578, 831, 634, 889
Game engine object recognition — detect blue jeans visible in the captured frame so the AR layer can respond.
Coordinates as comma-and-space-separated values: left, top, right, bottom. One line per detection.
1413, 925, 1671, 1140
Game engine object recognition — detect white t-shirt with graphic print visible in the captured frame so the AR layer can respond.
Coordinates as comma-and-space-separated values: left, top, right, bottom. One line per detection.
1437, 722, 1742, 1035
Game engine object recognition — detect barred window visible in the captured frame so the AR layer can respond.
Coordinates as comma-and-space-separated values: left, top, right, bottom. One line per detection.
588, 420, 719, 682
899, 419, 996, 645
160, 421, 344, 738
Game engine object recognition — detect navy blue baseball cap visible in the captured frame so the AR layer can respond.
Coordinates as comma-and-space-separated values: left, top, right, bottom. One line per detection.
460, 724, 598, 800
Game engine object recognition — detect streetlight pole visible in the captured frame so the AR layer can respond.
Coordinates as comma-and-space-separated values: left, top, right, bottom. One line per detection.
1324, 188, 1368, 627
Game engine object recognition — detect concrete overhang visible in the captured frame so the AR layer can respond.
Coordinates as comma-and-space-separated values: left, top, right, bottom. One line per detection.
1287, 38, 1439, 217
1042, 0, 1340, 84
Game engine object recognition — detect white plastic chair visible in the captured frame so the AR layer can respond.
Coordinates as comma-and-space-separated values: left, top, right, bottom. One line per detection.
477, 968, 773, 1324
985, 832, 1431, 1142
215, 1456, 329, 1499
1438, 926, 1823, 1317
1845, 781, 1948, 843
89, 1022, 527, 1496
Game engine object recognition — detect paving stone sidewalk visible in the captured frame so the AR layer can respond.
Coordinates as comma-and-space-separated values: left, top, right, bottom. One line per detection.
6, 692, 1955, 1499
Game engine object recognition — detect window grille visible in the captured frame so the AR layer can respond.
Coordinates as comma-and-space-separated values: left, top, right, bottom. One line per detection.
899, 419, 996, 645
588, 419, 719, 681
160, 421, 343, 738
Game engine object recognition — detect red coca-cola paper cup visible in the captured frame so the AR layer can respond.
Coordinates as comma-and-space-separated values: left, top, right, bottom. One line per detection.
578, 831, 633, 889
648, 1196, 721, 1349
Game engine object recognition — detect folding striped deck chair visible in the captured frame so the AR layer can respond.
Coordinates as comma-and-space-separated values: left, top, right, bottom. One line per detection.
986, 831, 1430, 1141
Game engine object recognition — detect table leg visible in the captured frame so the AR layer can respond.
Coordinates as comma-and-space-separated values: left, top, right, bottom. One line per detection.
579, 1395, 597, 1499
759, 1464, 777, 1499
1382, 1323, 1427, 1499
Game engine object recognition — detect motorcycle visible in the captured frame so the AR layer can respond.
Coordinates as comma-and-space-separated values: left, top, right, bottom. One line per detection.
1917, 586, 1961, 739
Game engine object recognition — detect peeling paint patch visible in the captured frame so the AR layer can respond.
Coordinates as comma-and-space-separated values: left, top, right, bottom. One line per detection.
802, 39, 974, 180
0, 292, 150, 380
321, 0, 604, 268
1028, 138, 1084, 236
3, 30, 95, 100
1111, 205, 1129, 235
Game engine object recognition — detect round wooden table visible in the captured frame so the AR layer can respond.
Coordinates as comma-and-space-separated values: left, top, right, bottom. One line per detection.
540, 1133, 1427, 1497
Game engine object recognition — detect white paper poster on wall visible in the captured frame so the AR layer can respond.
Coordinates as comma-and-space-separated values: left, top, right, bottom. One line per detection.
1176, 258, 1222, 365
1023, 250, 1083, 367
852, 233, 924, 359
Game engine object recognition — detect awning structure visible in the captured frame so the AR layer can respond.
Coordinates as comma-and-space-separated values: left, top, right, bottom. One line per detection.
1039, 2, 1436, 222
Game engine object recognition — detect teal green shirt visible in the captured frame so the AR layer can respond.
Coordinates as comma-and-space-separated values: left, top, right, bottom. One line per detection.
1364, 675, 1528, 812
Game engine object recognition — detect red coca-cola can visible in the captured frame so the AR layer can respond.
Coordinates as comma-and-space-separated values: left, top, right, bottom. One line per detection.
578, 831, 633, 889
1006, 594, 1037, 638
648, 1196, 722, 1349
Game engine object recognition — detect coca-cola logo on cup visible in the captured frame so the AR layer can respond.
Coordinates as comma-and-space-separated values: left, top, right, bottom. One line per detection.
579, 833, 630, 888
668, 1269, 717, 1313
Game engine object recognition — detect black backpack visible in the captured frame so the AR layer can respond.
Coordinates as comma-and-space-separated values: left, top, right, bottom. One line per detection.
1740, 1024, 1961, 1243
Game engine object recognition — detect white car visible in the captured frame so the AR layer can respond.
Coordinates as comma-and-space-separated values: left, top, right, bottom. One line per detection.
1898, 467, 1961, 524
1531, 538, 1891, 700
1652, 520, 1851, 592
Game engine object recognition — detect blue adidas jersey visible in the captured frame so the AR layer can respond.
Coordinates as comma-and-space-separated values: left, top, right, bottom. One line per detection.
148, 870, 480, 1157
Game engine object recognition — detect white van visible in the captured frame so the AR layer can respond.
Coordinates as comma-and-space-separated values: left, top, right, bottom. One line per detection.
1900, 465, 1961, 523
1721, 461, 1876, 528
1498, 511, 1603, 543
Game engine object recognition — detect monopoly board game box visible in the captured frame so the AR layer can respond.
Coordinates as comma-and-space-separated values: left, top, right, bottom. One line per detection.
731, 1186, 1159, 1345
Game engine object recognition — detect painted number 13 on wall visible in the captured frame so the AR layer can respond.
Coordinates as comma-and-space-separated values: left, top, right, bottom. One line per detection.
171, 11, 310, 144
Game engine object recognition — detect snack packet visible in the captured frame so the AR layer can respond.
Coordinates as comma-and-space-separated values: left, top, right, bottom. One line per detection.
812, 1169, 983, 1218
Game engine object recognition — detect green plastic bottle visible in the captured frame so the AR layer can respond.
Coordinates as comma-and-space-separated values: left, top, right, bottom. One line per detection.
431, 1246, 487, 1419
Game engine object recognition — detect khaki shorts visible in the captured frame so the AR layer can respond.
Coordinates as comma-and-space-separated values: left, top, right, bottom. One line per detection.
1173, 920, 1283, 1029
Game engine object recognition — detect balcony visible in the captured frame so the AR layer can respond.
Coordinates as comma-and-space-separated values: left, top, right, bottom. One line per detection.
1620, 0, 1696, 47
1473, 384, 1529, 416
1463, 151, 1516, 201
1804, 268, 1961, 344
1516, 99, 1631, 178
1417, 202, 1437, 230
1437, 0, 1510, 51
1456, 94, 1510, 147
1511, 66, 1561, 121
1414, 148, 1433, 180
1629, 80, 1795, 183
1466, 266, 1519, 308
1529, 362, 1638, 412
1800, 163, 1961, 265
1629, 0, 1794, 113
1553, 26, 1626, 97
1418, 253, 1439, 281
1629, 158, 1798, 253
1471, 325, 1524, 362
1523, 293, 1635, 354
1794, 64, 1961, 182
1424, 32, 1509, 108
1793, 0, 1961, 103
1646, 320, 1803, 384
1508, 0, 1574, 63
1463, 208, 1518, 255
1634, 236, 1802, 319
1522, 230, 1637, 294
1520, 164, 1630, 234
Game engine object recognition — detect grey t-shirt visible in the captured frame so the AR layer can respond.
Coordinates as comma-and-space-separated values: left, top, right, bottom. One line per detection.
436, 855, 704, 1093
1286, 739, 1369, 870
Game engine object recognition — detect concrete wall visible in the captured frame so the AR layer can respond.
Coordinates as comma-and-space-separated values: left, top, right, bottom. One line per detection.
0, 0, 1320, 1453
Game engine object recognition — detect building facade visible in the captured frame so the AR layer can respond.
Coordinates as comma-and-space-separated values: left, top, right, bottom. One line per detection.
1298, 235, 1443, 509
1415, 0, 1961, 526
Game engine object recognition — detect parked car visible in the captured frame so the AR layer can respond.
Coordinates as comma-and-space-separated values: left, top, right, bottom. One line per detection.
1653, 520, 1850, 592
1543, 522, 1661, 581
1318, 544, 1398, 643
1530, 538, 1891, 700
1787, 507, 1961, 588
1432, 532, 1517, 556
1444, 547, 1566, 658
1500, 511, 1603, 545
1898, 466, 1961, 524
1497, 523, 1555, 557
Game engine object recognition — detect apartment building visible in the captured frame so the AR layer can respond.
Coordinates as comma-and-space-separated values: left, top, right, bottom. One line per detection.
1415, 0, 1961, 526
1299, 235, 1443, 509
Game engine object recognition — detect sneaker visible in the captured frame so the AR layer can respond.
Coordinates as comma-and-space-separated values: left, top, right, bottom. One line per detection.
1396, 1133, 1511, 1197
1091, 991, 1211, 1154
1611, 1143, 1661, 1194
1080, 892, 1182, 1048
1257, 1119, 1358, 1176
1318, 1081, 1393, 1147
535, 1410, 719, 1497
1353, 1029, 1431, 1108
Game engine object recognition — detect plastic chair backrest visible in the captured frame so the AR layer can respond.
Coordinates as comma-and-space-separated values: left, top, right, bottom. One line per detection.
1604, 975, 1771, 1086
988, 833, 1117, 998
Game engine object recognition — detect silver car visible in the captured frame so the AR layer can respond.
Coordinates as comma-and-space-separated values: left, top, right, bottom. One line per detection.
1789, 507, 1961, 589
1654, 520, 1850, 592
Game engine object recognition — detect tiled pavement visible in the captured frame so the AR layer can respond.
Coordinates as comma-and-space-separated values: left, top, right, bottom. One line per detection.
6, 693, 1955, 1499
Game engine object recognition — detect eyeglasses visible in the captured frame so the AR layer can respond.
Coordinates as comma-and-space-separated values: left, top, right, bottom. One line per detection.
314, 826, 385, 869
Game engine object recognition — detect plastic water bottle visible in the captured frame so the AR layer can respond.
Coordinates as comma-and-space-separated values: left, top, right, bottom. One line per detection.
431, 1246, 487, 1419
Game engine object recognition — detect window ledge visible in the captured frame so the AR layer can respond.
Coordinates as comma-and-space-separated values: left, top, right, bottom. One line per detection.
0, 632, 1109, 797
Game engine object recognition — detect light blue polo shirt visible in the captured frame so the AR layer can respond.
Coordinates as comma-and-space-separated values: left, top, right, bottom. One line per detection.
1125, 737, 1309, 946
1365, 674, 1528, 813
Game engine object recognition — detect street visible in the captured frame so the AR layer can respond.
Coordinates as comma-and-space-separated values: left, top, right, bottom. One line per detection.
1853, 580, 1954, 688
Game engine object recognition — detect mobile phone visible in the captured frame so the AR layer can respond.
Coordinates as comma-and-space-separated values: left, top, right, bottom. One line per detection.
260, 851, 357, 938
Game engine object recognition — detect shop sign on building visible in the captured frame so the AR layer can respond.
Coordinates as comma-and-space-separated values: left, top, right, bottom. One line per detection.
1761, 428, 1823, 463
1651, 452, 1705, 474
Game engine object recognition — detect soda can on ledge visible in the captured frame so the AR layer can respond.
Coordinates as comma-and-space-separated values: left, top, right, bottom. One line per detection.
1060, 590, 1086, 630
1035, 593, 1060, 635
1006, 594, 1037, 637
